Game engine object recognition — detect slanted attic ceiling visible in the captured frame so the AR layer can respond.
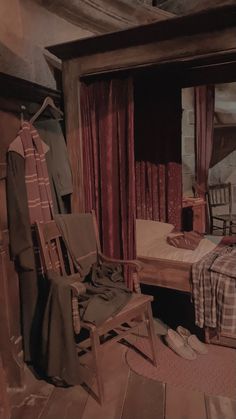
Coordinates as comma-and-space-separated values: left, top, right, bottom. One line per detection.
33, 0, 173, 33
154, 0, 236, 14
33, 1, 236, 33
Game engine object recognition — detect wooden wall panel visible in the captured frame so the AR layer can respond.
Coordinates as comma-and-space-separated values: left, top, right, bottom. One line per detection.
0, 356, 10, 419
0, 110, 24, 388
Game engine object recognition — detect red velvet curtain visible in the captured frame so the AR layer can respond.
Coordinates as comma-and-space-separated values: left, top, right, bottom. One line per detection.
81, 78, 135, 287
195, 85, 215, 197
134, 78, 182, 230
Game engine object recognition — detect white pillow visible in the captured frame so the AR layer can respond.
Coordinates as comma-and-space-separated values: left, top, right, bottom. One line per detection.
136, 219, 174, 250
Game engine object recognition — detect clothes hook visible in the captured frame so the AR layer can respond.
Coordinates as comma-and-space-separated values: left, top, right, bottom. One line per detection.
20, 105, 26, 124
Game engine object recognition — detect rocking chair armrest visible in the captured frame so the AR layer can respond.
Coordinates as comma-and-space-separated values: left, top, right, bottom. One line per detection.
98, 252, 143, 272
70, 282, 86, 335
70, 281, 87, 297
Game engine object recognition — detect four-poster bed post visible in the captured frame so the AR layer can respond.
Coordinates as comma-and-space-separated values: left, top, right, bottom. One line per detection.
62, 60, 85, 212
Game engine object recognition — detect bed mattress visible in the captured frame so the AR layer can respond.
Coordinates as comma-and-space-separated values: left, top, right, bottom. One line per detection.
136, 219, 222, 264
136, 219, 223, 292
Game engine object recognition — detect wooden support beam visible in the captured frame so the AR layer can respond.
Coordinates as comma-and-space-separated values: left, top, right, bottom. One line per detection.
47, 5, 236, 61
76, 27, 236, 76
62, 60, 85, 212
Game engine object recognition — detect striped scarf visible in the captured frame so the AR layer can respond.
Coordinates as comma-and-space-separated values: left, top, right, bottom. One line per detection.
20, 121, 54, 273
20, 121, 53, 223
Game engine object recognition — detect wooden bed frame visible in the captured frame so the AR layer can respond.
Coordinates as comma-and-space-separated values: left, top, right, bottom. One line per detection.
47, 5, 236, 348
138, 256, 191, 293
138, 253, 236, 348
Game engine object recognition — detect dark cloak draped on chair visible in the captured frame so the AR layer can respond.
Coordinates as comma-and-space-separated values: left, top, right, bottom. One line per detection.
81, 78, 135, 288
134, 78, 182, 230
195, 85, 215, 197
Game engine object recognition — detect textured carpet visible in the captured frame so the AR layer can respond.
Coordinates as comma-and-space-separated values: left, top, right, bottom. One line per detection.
126, 336, 236, 398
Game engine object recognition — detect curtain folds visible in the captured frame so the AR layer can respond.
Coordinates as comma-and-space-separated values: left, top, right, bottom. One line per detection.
134, 79, 182, 230
195, 85, 215, 197
81, 78, 135, 288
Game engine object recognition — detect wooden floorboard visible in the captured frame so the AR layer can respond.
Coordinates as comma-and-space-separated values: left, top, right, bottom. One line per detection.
9, 335, 235, 419
9, 367, 53, 419
122, 371, 165, 419
39, 385, 90, 419
81, 343, 130, 419
165, 384, 207, 419
205, 395, 236, 419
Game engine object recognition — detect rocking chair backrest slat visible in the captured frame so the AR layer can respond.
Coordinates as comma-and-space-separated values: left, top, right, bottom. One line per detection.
35, 220, 77, 276
55, 237, 66, 275
68, 253, 76, 274
48, 240, 57, 271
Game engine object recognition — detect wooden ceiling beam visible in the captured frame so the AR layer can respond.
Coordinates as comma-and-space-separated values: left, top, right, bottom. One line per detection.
35, 0, 174, 34
154, 0, 236, 15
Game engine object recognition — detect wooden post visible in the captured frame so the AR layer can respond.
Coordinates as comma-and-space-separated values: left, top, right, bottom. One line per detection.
62, 59, 85, 213
0, 355, 10, 419
0, 166, 24, 388
0, 246, 24, 388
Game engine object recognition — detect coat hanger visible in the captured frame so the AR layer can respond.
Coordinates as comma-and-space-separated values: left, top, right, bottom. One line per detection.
20, 105, 26, 124
30, 96, 63, 124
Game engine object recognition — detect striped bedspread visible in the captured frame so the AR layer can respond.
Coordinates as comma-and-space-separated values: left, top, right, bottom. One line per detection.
192, 245, 236, 335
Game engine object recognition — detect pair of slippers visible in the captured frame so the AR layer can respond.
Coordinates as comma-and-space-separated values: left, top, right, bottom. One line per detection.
164, 326, 208, 360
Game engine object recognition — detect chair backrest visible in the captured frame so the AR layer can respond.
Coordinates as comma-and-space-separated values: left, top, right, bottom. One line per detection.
35, 219, 76, 276
35, 211, 102, 277
207, 182, 232, 216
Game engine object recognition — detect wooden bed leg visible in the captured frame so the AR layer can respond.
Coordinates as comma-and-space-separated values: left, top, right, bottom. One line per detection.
205, 327, 210, 344
145, 303, 158, 367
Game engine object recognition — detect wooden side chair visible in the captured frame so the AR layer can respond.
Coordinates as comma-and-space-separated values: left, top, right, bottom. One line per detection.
207, 182, 236, 235
35, 212, 158, 404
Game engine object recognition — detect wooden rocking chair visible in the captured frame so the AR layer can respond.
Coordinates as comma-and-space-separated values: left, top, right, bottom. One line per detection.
207, 182, 236, 235
35, 212, 158, 404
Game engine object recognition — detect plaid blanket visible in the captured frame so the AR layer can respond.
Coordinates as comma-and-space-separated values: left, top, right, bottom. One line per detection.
192, 245, 236, 334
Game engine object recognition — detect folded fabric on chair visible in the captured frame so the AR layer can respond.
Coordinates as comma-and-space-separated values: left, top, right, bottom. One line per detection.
79, 262, 132, 326
54, 213, 132, 326
167, 231, 203, 250
55, 213, 97, 276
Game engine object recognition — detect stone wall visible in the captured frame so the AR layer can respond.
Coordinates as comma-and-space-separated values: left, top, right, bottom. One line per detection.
209, 83, 236, 211
181, 83, 236, 207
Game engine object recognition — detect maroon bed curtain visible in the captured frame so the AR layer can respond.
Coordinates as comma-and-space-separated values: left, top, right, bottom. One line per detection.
195, 85, 215, 197
81, 78, 135, 288
134, 78, 182, 230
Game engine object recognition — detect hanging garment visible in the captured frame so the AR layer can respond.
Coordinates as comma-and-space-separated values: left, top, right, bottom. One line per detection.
20, 122, 53, 223
40, 271, 84, 386
35, 119, 73, 213
6, 121, 54, 362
